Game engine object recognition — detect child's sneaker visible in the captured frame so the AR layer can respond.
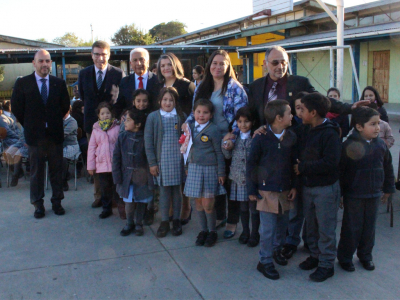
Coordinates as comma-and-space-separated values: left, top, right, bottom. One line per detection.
195, 231, 208, 246
204, 231, 218, 247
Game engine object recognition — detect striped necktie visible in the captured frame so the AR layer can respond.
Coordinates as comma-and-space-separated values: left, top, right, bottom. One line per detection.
97, 70, 103, 90
268, 82, 278, 103
40, 78, 48, 104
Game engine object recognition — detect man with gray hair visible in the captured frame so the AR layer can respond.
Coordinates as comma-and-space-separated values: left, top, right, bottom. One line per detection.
114, 48, 159, 118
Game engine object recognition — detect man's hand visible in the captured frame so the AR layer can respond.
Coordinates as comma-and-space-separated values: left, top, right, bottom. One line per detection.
381, 193, 391, 204
288, 188, 296, 201
88, 170, 95, 176
253, 125, 267, 138
249, 195, 258, 201
351, 100, 370, 110
111, 84, 119, 104
150, 166, 159, 177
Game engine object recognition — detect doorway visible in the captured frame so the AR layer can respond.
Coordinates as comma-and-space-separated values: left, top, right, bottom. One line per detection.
372, 50, 390, 103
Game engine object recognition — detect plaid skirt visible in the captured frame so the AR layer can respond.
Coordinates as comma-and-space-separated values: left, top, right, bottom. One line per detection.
184, 163, 226, 198
230, 181, 249, 201
63, 144, 81, 160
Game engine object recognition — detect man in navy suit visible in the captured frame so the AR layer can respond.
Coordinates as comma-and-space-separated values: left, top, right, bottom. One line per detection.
114, 47, 159, 118
11, 49, 70, 218
78, 41, 124, 208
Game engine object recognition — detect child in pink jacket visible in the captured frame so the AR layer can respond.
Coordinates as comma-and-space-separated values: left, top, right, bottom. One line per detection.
87, 102, 120, 219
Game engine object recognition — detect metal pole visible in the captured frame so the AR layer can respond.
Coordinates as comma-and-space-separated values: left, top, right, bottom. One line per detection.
330, 48, 334, 88
337, 0, 345, 95
62, 53, 67, 81
348, 46, 361, 98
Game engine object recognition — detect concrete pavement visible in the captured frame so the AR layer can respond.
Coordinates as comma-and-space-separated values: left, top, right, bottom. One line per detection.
1, 119, 400, 299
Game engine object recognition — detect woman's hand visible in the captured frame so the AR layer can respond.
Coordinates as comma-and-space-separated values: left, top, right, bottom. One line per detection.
150, 166, 159, 177
88, 170, 95, 176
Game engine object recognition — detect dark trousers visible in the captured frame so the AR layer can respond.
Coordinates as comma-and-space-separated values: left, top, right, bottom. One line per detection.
98, 172, 118, 211
337, 197, 380, 263
214, 158, 231, 221
28, 139, 64, 205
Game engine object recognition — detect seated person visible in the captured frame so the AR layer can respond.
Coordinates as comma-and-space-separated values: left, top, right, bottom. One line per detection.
6, 125, 29, 187
0, 102, 20, 149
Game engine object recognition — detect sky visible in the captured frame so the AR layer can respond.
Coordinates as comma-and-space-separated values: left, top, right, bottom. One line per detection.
0, 0, 379, 45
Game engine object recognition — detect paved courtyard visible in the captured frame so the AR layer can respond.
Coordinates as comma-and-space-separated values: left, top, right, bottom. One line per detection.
1, 116, 400, 299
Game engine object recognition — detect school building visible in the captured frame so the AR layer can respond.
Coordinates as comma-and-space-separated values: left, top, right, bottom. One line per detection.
156, 0, 400, 103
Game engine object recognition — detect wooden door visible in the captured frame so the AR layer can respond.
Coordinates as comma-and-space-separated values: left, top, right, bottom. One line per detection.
373, 51, 390, 103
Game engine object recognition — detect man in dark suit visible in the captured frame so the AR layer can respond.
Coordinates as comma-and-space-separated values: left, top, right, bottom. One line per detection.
78, 41, 124, 208
11, 49, 70, 219
114, 48, 159, 118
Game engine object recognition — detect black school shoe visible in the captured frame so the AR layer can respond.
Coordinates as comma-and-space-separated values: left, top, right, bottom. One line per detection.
195, 231, 208, 246
299, 256, 319, 270
52, 204, 65, 215
273, 250, 288, 266
247, 232, 260, 248
99, 210, 112, 219
34, 204, 46, 219
257, 262, 280, 280
204, 231, 218, 247
339, 261, 355, 272
281, 244, 298, 259
361, 260, 375, 271
309, 266, 334, 282
157, 221, 170, 238
120, 224, 135, 236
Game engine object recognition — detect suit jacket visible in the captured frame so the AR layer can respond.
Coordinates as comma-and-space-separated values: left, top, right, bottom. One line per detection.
248, 74, 353, 126
11, 73, 70, 146
114, 71, 159, 118
78, 64, 124, 133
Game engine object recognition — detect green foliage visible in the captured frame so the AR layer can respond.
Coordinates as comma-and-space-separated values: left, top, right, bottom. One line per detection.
53, 32, 84, 47
36, 38, 48, 43
111, 24, 155, 46
149, 21, 187, 41
0, 66, 4, 82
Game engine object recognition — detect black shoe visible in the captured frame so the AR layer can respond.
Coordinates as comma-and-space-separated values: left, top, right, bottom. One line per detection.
195, 231, 208, 246
310, 267, 334, 282
339, 261, 355, 272
257, 262, 280, 280
238, 231, 250, 244
10, 175, 19, 187
120, 224, 134, 236
172, 219, 183, 236
204, 231, 218, 247
34, 204, 45, 219
135, 224, 144, 236
361, 260, 375, 271
273, 250, 288, 266
299, 256, 319, 270
247, 232, 260, 248
281, 244, 297, 259
91, 199, 102, 208
63, 181, 69, 191
52, 204, 65, 215
157, 221, 170, 238
99, 210, 112, 219
143, 208, 155, 226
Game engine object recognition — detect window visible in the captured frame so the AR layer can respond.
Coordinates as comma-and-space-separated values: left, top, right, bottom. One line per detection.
374, 14, 391, 24
359, 16, 373, 26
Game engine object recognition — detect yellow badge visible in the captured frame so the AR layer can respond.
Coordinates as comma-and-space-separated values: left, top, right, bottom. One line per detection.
201, 135, 209, 142
174, 123, 178, 130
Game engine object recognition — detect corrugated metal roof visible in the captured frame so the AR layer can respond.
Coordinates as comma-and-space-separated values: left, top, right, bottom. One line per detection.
0, 34, 64, 48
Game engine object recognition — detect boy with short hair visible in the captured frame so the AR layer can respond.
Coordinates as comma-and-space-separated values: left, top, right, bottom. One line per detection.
337, 107, 394, 272
295, 93, 341, 282
247, 99, 297, 280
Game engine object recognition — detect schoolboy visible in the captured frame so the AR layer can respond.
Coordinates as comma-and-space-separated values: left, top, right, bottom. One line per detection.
247, 100, 297, 280
294, 93, 341, 282
337, 107, 394, 272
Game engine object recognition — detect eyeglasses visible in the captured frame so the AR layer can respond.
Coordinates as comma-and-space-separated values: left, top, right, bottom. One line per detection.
268, 60, 288, 66
92, 53, 108, 58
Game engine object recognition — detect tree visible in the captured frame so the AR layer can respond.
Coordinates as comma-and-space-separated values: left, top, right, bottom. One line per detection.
36, 38, 48, 43
111, 24, 155, 46
0, 66, 4, 83
53, 32, 84, 47
149, 21, 187, 42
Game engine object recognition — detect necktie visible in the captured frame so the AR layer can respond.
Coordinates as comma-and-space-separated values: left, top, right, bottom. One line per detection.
97, 70, 103, 90
138, 76, 144, 89
268, 82, 278, 103
40, 78, 48, 104
193, 125, 201, 138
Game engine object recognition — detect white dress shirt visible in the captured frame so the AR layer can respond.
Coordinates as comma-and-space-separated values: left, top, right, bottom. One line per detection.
194, 121, 209, 132
135, 72, 149, 90
34, 72, 49, 97
269, 126, 285, 139
94, 64, 108, 82
160, 108, 177, 117
240, 131, 251, 140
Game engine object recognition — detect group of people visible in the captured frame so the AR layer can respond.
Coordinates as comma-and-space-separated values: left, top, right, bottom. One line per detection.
6, 41, 395, 283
